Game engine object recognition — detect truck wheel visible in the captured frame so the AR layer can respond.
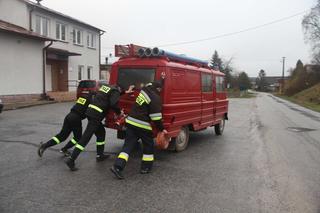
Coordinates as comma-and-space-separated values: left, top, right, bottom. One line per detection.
174, 126, 189, 152
215, 118, 225, 135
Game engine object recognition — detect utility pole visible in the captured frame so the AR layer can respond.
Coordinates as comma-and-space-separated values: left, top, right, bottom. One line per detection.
281, 57, 286, 93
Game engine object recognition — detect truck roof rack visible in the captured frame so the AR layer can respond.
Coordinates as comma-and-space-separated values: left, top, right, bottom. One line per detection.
115, 44, 209, 68
115, 44, 146, 58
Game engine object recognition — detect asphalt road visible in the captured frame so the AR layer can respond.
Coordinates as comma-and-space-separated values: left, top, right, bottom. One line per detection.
0, 93, 320, 213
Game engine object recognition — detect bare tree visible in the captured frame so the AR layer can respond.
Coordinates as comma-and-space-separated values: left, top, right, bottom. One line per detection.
302, 1, 320, 63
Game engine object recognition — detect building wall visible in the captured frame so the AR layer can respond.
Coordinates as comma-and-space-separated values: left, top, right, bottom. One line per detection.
0, 32, 44, 95
0, 0, 29, 28
0, 0, 101, 94
30, 10, 100, 91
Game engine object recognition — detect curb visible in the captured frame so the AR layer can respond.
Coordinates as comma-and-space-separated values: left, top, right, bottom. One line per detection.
3, 100, 58, 111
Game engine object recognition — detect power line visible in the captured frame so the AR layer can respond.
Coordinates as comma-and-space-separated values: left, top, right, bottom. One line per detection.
157, 9, 310, 48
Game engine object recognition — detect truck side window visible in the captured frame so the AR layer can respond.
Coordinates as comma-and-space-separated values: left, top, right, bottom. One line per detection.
216, 76, 225, 92
201, 73, 213, 92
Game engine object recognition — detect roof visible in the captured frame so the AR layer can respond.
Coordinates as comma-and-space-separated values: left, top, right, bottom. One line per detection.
249, 76, 289, 85
47, 47, 81, 56
23, 0, 105, 33
0, 19, 55, 41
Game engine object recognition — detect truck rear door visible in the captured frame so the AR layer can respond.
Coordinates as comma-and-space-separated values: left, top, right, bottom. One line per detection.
200, 72, 215, 127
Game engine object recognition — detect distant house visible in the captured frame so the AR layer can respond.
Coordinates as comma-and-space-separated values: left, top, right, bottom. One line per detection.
250, 76, 289, 92
0, 0, 104, 101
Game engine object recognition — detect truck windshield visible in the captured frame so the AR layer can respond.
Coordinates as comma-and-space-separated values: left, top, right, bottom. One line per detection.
117, 68, 155, 90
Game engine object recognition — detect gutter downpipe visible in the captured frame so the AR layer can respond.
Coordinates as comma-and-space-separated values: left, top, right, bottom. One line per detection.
99, 31, 105, 80
42, 41, 53, 99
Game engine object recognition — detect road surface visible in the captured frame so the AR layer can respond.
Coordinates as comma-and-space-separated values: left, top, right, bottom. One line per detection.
0, 93, 319, 213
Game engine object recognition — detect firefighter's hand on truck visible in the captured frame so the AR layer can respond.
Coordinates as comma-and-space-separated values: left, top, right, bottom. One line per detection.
125, 85, 135, 94
119, 109, 125, 116
162, 129, 168, 134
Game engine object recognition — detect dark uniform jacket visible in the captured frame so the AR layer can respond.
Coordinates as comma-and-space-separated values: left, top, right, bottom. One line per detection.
71, 93, 93, 120
126, 83, 164, 131
86, 84, 121, 121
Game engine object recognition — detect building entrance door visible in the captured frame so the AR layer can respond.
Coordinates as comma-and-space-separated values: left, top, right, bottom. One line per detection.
47, 59, 68, 92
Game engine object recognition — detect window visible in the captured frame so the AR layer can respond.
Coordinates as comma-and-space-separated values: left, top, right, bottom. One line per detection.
216, 76, 225, 92
117, 68, 155, 90
201, 73, 213, 92
87, 66, 93, 79
78, 66, 84, 80
56, 23, 66, 41
35, 16, 49, 36
73, 29, 82, 45
87, 33, 96, 48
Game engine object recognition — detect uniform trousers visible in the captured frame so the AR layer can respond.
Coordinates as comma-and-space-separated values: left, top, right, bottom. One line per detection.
114, 125, 154, 171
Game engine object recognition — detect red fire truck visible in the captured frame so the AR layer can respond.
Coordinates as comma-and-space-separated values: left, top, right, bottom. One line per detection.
106, 44, 228, 151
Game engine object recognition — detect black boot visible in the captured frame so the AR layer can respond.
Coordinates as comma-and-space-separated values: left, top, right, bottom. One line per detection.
140, 167, 152, 174
96, 153, 110, 162
110, 166, 124, 179
37, 142, 46, 157
59, 148, 71, 157
65, 157, 78, 171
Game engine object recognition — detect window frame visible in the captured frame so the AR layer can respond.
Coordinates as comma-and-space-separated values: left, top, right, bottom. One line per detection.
216, 76, 225, 92
35, 15, 49, 36
87, 32, 96, 48
56, 22, 67, 41
87, 66, 93, 80
201, 73, 213, 93
78, 65, 84, 80
73, 28, 83, 45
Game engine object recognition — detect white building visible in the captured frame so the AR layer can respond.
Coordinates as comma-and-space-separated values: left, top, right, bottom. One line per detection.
0, 0, 104, 101
0, 19, 54, 100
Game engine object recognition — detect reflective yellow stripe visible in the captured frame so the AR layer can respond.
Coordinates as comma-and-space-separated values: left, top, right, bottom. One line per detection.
75, 144, 85, 151
76, 97, 86, 105
140, 90, 151, 103
151, 116, 162, 121
52, 136, 60, 144
89, 104, 103, 113
139, 93, 148, 103
142, 154, 154, 161
126, 119, 152, 130
71, 138, 77, 145
136, 94, 147, 106
118, 152, 129, 161
99, 85, 111, 94
96, 141, 105, 146
136, 91, 151, 106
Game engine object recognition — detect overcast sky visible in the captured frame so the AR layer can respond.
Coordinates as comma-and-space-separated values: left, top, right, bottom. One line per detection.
42, 0, 316, 77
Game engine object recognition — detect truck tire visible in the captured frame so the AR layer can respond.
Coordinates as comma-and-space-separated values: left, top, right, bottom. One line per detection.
173, 126, 189, 152
215, 118, 225, 135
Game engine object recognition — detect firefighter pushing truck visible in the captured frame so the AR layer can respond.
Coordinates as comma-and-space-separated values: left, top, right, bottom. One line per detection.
107, 44, 229, 152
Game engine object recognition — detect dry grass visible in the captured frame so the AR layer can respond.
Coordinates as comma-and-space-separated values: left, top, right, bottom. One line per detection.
277, 83, 320, 112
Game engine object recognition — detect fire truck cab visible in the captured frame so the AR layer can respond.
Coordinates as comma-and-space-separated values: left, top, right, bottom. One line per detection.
106, 44, 228, 152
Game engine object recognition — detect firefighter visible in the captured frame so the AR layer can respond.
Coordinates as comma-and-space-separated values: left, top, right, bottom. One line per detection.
110, 80, 167, 179
37, 92, 107, 161
65, 84, 123, 171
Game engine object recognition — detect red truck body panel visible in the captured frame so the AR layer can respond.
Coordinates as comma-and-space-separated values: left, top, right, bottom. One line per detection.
106, 56, 229, 140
